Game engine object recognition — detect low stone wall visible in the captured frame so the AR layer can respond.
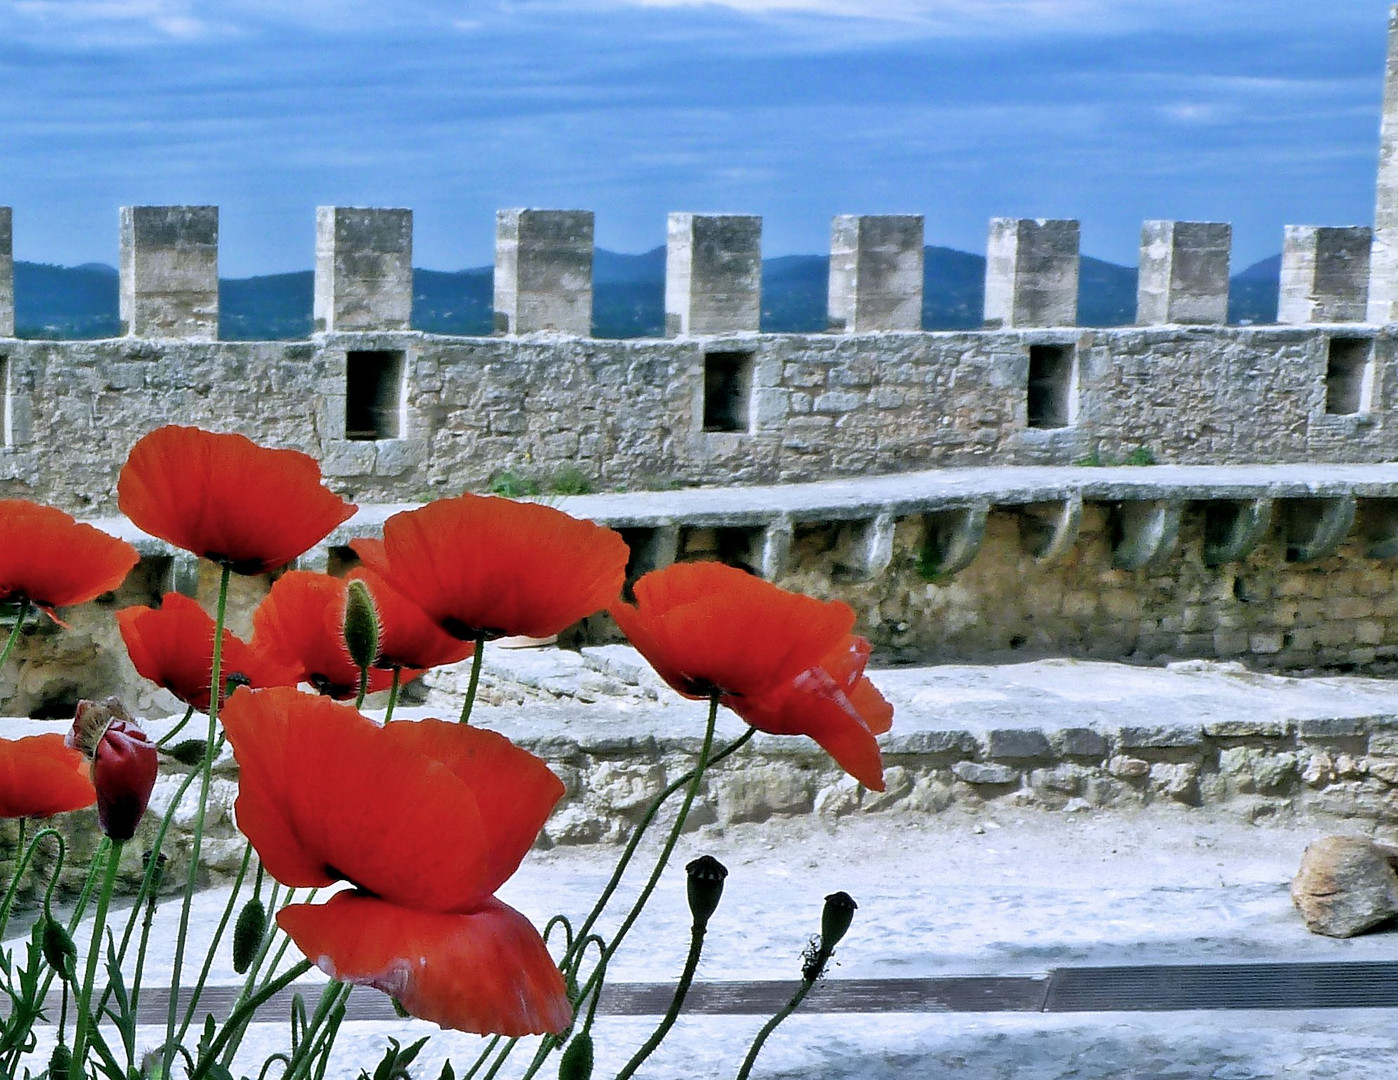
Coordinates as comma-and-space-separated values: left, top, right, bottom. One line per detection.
8, 655, 1398, 897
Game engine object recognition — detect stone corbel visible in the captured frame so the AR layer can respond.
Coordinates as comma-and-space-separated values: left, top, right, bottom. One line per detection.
760, 516, 794, 579
859, 513, 898, 579
1018, 494, 1082, 564
919, 502, 990, 579
1203, 498, 1274, 566
1284, 496, 1356, 563
1111, 500, 1183, 571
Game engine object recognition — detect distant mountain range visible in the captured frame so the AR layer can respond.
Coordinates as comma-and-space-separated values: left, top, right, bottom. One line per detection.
12, 247, 1282, 340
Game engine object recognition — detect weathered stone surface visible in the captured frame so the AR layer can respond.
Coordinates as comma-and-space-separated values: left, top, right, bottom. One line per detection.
715, 763, 814, 823
1299, 717, 1368, 740
1049, 728, 1108, 759
1219, 747, 1299, 794
1292, 835, 1398, 937
120, 205, 219, 339
1279, 225, 1371, 324
982, 728, 1052, 760
588, 761, 665, 813
1118, 725, 1204, 749
1108, 755, 1151, 779
0, 206, 12, 338
1150, 761, 1201, 804
1136, 220, 1231, 326
952, 761, 1019, 785
494, 209, 594, 335
861, 765, 914, 810
314, 206, 412, 332
828, 215, 923, 333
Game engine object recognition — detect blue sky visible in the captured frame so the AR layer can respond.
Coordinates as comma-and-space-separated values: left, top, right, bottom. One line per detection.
0, 0, 1390, 276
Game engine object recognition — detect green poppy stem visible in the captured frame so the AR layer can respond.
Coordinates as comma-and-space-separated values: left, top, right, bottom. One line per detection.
383, 667, 402, 723
354, 665, 369, 709
163, 561, 232, 1078
71, 838, 123, 1072
736, 980, 817, 1080
615, 918, 707, 1080
185, 959, 314, 1080
156, 703, 197, 747
0, 602, 28, 673
459, 632, 486, 724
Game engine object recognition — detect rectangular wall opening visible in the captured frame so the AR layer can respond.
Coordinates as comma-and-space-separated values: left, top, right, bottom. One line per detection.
702, 350, 754, 433
1026, 344, 1075, 429
346, 350, 405, 440
678, 525, 761, 575
1325, 337, 1373, 415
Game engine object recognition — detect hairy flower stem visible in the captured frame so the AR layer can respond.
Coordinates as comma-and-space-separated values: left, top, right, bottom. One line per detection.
71, 839, 123, 1072
570, 694, 719, 1022
354, 666, 369, 710
0, 603, 28, 672
615, 919, 707, 1080
383, 667, 402, 723
564, 725, 754, 970
163, 562, 232, 1077
185, 959, 314, 1080
176, 841, 254, 1044
156, 704, 197, 747
735, 980, 817, 1080
0, 828, 60, 940
459, 633, 487, 723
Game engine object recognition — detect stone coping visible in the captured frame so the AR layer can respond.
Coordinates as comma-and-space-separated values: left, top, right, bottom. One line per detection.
81, 463, 1398, 552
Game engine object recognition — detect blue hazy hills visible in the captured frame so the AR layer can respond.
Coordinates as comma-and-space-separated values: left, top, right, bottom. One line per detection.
12, 247, 1282, 340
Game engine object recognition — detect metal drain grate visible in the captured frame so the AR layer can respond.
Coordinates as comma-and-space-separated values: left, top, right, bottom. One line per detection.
1045, 961, 1398, 1012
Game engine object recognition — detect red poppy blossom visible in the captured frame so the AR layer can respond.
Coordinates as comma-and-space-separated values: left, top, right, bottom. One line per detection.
0, 734, 96, 818
118, 594, 299, 712
90, 719, 159, 842
251, 572, 408, 699
0, 500, 139, 616
223, 688, 570, 1036
610, 562, 893, 790
346, 540, 474, 671
369, 494, 628, 641
117, 426, 356, 575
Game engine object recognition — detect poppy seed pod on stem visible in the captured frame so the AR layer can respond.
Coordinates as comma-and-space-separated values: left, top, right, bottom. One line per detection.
91, 720, 158, 843
685, 855, 728, 928
820, 891, 857, 951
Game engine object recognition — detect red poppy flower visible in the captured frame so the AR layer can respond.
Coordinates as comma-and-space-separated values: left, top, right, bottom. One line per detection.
369, 494, 628, 641
223, 688, 571, 1036
117, 426, 356, 575
346, 540, 474, 671
118, 594, 300, 712
251, 572, 408, 699
0, 500, 139, 616
0, 733, 96, 818
610, 562, 893, 790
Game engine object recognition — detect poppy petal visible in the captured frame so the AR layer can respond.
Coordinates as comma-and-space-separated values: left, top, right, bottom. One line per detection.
225, 688, 539, 912
118, 594, 299, 711
0, 500, 139, 611
610, 562, 856, 700
118, 426, 356, 574
0, 734, 96, 818
278, 892, 571, 1036
380, 495, 628, 640
381, 718, 564, 895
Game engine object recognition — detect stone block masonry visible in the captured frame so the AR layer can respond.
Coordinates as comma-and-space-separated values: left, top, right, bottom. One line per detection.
828, 215, 924, 333
314, 206, 413, 333
0, 207, 12, 339
1280, 226, 1372, 324
665, 213, 762, 335
983, 218, 1079, 329
494, 209, 594, 335
1136, 221, 1231, 326
119, 205, 218, 340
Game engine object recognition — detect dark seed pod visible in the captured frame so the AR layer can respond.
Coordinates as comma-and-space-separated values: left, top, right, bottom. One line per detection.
163, 738, 208, 767
232, 897, 267, 975
557, 1031, 594, 1080
48, 1041, 72, 1080
41, 917, 76, 975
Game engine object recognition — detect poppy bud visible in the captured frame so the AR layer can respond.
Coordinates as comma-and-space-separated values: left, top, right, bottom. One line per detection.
232, 897, 267, 975
41, 917, 76, 974
92, 720, 158, 842
685, 855, 728, 928
558, 1030, 594, 1080
343, 579, 380, 673
820, 891, 857, 952
162, 738, 207, 767
225, 671, 252, 699
48, 1042, 72, 1080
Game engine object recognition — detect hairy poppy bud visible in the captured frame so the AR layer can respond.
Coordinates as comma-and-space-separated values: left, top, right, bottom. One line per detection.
685, 855, 728, 928
558, 1030, 594, 1080
48, 1042, 72, 1080
232, 897, 267, 975
92, 719, 158, 842
225, 671, 252, 699
41, 917, 76, 974
67, 697, 136, 760
162, 738, 207, 767
820, 891, 857, 952
343, 579, 380, 673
